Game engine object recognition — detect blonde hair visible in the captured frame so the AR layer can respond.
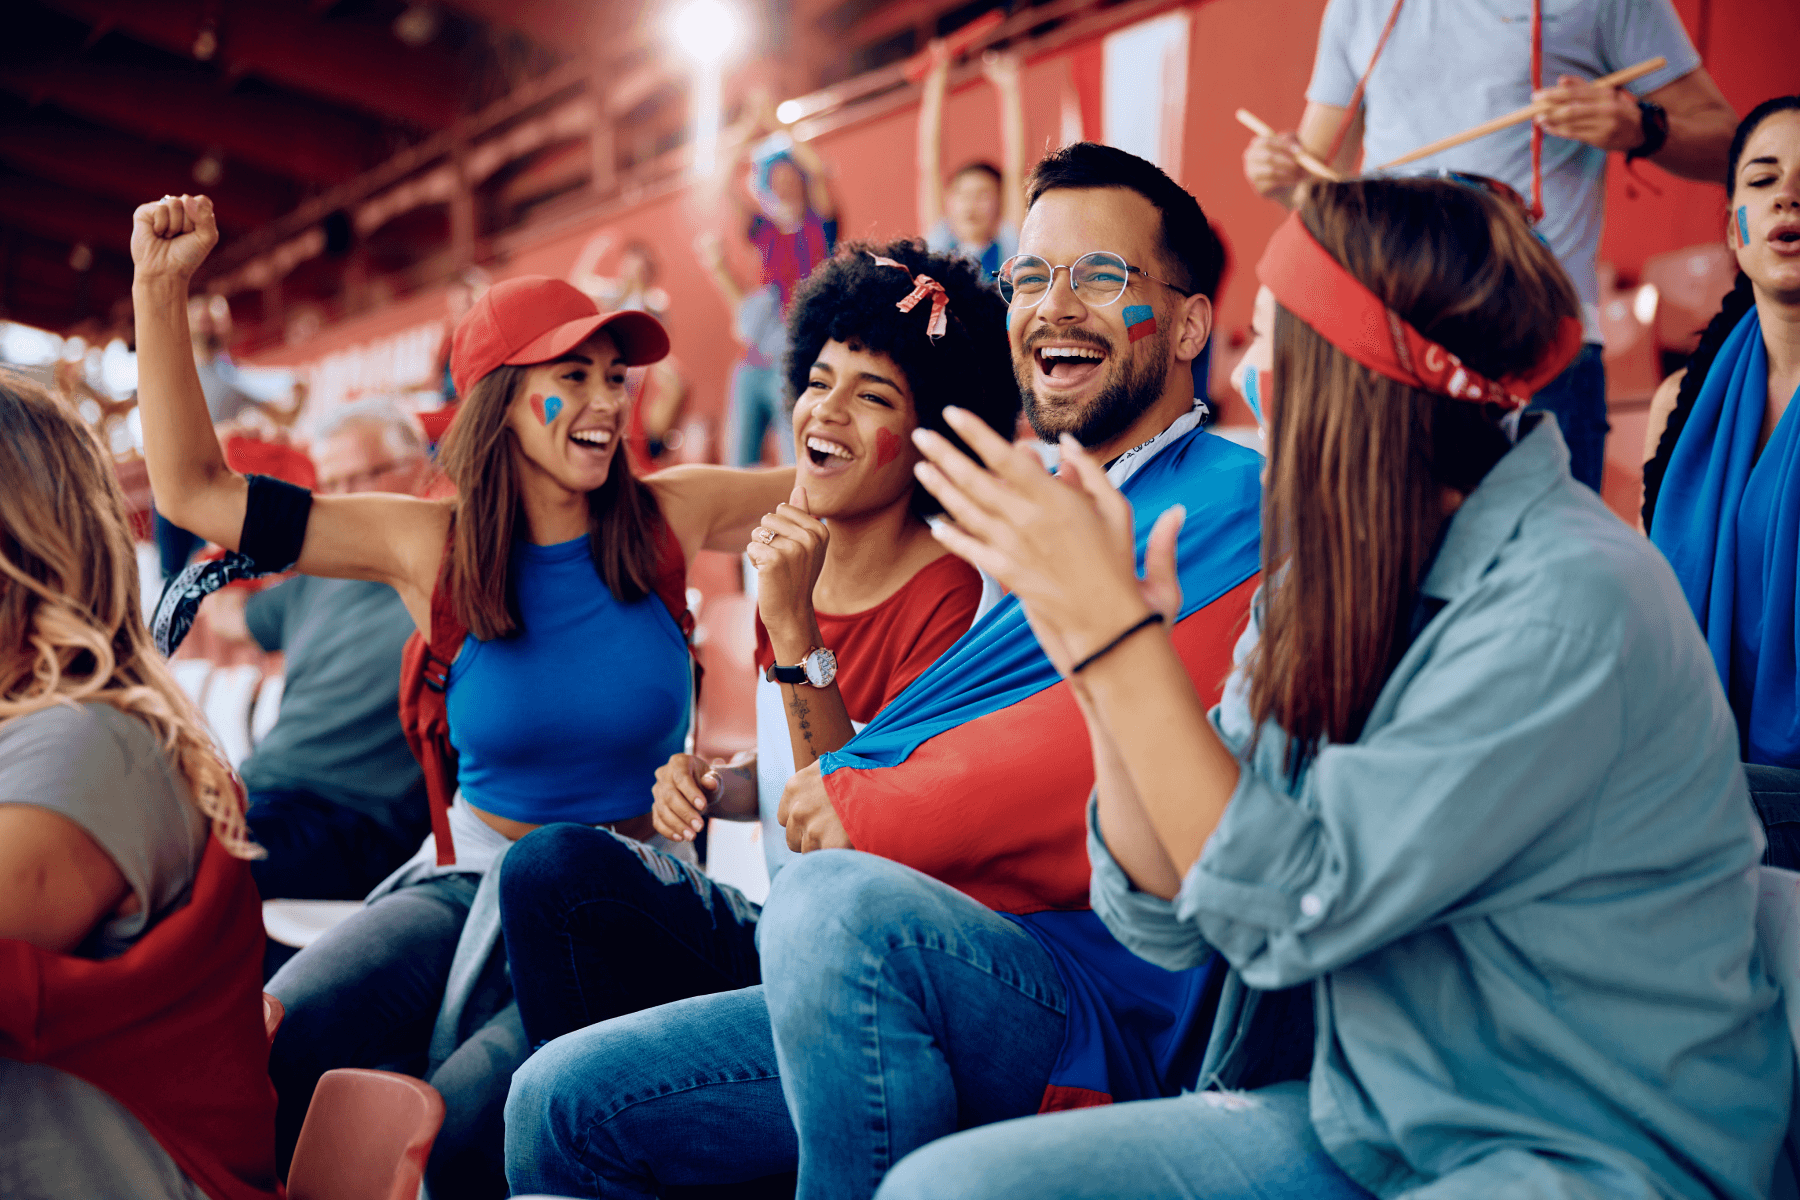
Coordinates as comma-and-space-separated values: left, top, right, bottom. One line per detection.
0, 371, 259, 858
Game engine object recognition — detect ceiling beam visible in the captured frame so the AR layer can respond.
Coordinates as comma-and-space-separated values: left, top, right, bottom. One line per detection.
440, 0, 601, 50
0, 114, 297, 230
0, 59, 385, 184
0, 174, 140, 254
38, 0, 466, 129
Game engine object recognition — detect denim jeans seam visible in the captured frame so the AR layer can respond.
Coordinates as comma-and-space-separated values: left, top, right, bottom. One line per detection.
874, 932, 1069, 1017
857, 941, 895, 1193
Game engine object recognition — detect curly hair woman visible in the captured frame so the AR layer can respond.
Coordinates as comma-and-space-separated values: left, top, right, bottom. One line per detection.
0, 374, 276, 1200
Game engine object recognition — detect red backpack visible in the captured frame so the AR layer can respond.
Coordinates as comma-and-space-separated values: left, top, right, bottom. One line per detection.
398, 522, 697, 865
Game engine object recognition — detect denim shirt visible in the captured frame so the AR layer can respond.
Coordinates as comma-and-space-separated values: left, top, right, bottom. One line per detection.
1090, 420, 1792, 1199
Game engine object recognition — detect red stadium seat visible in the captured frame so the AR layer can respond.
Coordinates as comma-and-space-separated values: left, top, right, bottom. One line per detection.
286, 1069, 445, 1200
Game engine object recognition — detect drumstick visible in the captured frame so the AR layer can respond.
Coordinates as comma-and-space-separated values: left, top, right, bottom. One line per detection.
1376, 56, 1667, 170
1235, 109, 1344, 182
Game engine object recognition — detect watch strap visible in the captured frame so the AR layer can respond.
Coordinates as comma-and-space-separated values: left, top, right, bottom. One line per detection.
765, 662, 809, 684
1627, 98, 1669, 162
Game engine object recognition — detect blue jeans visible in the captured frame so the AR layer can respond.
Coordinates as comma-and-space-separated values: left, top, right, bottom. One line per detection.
764, 852, 1068, 1200
874, 1080, 1372, 1200
504, 852, 1068, 1199
728, 360, 794, 467
1525, 343, 1607, 492
267, 874, 524, 1200
247, 787, 423, 902
499, 823, 762, 1049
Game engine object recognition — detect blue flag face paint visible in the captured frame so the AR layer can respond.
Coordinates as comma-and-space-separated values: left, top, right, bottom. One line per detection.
529, 394, 564, 426
1738, 206, 1751, 246
1241, 367, 1264, 423
1122, 304, 1157, 345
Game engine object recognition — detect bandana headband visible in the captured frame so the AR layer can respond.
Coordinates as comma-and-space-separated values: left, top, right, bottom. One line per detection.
1255, 212, 1581, 411
870, 254, 949, 340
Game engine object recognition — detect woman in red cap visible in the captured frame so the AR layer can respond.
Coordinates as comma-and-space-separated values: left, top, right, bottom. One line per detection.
130, 194, 791, 1199
898, 177, 1788, 1200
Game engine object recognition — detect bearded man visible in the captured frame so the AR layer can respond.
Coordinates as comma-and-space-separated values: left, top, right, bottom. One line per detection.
504, 143, 1272, 1200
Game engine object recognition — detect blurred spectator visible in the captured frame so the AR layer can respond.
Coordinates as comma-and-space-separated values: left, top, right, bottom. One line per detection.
917, 44, 1025, 277
207, 399, 433, 906
569, 234, 688, 469
696, 229, 791, 467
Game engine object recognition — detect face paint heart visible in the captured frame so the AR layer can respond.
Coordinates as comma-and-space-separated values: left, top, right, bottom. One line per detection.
875, 427, 903, 467
528, 394, 564, 427
1240, 367, 1270, 423
1123, 304, 1158, 345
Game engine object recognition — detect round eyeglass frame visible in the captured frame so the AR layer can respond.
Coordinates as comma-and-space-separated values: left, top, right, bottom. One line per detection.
997, 251, 1194, 309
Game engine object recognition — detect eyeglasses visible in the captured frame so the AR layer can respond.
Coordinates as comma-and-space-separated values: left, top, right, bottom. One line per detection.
997, 252, 1193, 309
318, 459, 411, 494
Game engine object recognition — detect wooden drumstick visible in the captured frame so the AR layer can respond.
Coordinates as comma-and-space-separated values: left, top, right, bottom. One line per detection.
1376, 55, 1667, 170
1235, 109, 1344, 182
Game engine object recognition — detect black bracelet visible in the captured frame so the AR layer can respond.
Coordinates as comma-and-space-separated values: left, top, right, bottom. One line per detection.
1069, 611, 1164, 675
1627, 98, 1669, 163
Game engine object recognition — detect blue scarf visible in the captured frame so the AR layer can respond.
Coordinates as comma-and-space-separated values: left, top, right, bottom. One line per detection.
1653, 307, 1800, 765
820, 425, 1264, 778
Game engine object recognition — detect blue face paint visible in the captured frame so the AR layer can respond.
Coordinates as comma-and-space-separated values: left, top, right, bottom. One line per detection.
1241, 367, 1262, 423
542, 395, 563, 426
1122, 304, 1158, 344
1738, 206, 1751, 246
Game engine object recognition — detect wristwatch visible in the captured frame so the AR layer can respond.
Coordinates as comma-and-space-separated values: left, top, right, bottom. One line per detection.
1627, 98, 1669, 163
766, 646, 838, 688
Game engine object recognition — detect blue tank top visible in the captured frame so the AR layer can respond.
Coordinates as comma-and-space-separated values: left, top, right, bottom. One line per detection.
445, 535, 691, 825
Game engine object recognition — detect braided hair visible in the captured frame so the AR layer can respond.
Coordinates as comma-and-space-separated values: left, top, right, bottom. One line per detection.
1643, 94, 1800, 531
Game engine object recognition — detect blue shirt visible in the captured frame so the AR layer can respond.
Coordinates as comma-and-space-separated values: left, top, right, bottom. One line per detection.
1307, 0, 1700, 339
1091, 420, 1790, 1198
445, 535, 691, 825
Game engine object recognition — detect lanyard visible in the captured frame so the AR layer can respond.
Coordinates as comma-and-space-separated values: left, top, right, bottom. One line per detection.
1328, 0, 1546, 220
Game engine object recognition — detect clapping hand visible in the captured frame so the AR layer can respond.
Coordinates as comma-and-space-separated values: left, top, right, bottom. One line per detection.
911, 407, 1185, 676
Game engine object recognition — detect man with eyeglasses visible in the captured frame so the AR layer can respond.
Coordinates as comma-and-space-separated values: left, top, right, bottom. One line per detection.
205, 400, 434, 941
504, 143, 1273, 1200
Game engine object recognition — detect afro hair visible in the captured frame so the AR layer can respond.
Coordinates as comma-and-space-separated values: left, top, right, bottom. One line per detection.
783, 238, 1019, 517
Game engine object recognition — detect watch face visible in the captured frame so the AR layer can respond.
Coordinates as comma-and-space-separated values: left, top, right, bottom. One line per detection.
804, 647, 838, 688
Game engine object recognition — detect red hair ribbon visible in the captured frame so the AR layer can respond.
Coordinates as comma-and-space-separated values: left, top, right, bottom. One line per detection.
870, 254, 949, 341
1255, 212, 1581, 411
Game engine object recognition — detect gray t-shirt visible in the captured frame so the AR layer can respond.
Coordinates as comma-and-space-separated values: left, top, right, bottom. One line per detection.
1307, 0, 1700, 339
0, 704, 207, 960
241, 576, 423, 840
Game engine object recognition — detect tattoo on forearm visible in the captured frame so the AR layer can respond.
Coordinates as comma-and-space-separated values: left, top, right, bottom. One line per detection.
791, 689, 814, 749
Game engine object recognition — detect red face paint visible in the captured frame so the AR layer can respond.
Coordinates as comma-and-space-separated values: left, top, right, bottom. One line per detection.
528, 393, 547, 424
876, 427, 903, 467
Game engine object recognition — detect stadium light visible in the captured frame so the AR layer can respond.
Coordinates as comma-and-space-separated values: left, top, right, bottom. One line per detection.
669, 0, 744, 66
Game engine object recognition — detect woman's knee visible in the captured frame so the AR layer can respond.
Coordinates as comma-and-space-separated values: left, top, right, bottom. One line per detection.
761, 851, 918, 953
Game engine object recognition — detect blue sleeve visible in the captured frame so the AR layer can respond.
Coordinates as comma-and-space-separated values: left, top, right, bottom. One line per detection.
1178, 614, 1623, 991
1088, 796, 1214, 971
244, 578, 297, 653
1600, 0, 1703, 96
822, 218, 838, 254
1305, 0, 1362, 108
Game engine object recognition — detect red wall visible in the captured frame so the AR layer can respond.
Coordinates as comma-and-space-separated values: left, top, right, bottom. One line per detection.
250, 0, 1800, 435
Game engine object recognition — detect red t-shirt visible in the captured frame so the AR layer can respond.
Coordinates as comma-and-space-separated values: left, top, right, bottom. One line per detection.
755, 553, 983, 723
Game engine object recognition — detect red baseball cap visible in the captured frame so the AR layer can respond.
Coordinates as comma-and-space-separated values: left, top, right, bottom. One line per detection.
449, 275, 670, 399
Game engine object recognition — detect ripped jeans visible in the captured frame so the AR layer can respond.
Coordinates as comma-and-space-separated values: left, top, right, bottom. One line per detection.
875, 1081, 1373, 1200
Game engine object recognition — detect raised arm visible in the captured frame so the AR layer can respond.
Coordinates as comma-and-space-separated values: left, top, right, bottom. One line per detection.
916, 40, 951, 234
788, 136, 838, 223
648, 463, 797, 560
693, 231, 747, 324
132, 196, 449, 618
983, 50, 1027, 231
1242, 101, 1358, 211
1535, 67, 1736, 185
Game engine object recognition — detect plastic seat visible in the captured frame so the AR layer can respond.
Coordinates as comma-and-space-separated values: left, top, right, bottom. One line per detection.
263, 899, 363, 946
286, 1068, 444, 1200
263, 992, 284, 1042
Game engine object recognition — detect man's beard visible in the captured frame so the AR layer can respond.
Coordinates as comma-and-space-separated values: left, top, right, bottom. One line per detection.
1016, 324, 1172, 448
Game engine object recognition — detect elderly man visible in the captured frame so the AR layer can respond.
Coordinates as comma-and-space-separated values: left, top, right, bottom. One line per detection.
209, 399, 434, 902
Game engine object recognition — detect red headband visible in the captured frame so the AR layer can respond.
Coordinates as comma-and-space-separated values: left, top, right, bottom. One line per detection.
870, 254, 949, 340
1255, 212, 1581, 411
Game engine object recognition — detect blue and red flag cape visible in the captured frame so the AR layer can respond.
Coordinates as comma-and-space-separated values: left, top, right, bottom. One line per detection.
820, 425, 1263, 1108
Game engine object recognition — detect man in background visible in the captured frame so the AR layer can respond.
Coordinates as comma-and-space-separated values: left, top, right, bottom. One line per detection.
208, 399, 432, 903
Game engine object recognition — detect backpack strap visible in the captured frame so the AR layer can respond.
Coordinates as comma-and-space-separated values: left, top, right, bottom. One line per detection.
399, 522, 467, 867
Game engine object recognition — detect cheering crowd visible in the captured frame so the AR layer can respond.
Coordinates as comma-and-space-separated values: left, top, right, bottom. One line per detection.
6, 1, 1800, 1197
